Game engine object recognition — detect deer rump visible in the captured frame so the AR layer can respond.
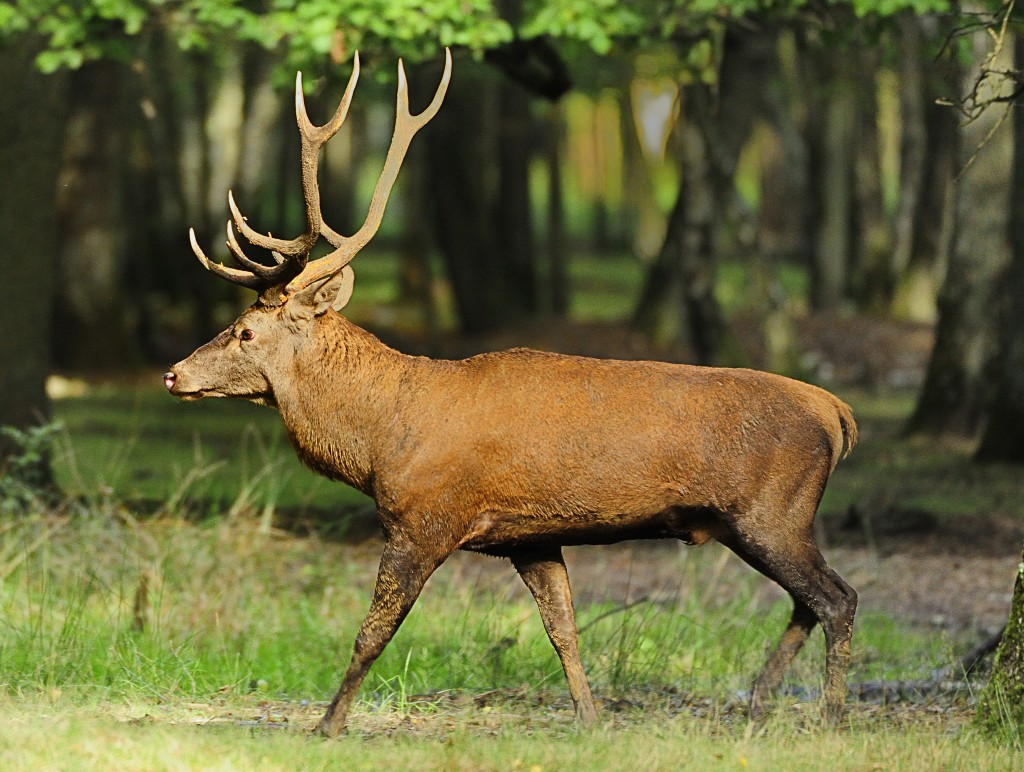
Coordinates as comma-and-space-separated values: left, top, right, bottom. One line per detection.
309, 346, 854, 556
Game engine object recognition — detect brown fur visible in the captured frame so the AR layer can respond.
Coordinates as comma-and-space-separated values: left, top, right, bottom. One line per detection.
168, 308, 858, 735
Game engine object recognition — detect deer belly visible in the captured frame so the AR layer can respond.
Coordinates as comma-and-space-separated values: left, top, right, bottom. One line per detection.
456, 505, 724, 552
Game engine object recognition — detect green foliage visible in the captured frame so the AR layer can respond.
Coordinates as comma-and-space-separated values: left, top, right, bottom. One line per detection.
266, 0, 513, 66
0, 0, 145, 71
2, 0, 965, 79
0, 0, 512, 73
848, 0, 952, 17
521, 0, 645, 55
0, 422, 62, 513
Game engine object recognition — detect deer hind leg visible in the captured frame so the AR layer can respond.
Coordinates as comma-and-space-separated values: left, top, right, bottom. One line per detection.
750, 599, 818, 713
315, 535, 452, 738
510, 547, 598, 726
721, 524, 857, 725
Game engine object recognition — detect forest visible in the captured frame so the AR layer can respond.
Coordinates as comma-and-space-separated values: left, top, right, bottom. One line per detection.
3, 0, 1024, 766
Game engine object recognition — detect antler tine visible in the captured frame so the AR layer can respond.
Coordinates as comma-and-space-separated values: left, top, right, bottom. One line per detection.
224, 55, 362, 271
297, 52, 360, 145
225, 220, 285, 280
189, 228, 264, 290
187, 57, 365, 294
287, 47, 452, 293
227, 188, 313, 258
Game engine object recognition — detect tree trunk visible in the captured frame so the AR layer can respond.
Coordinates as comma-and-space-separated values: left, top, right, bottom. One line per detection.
239, 53, 289, 229
546, 101, 569, 318
889, 13, 928, 294
130, 33, 218, 352
975, 544, 1024, 735
891, 16, 960, 322
906, 34, 1013, 438
0, 40, 68, 481
632, 27, 773, 363
975, 32, 1024, 462
496, 75, 538, 314
397, 149, 441, 347
811, 63, 857, 310
631, 89, 722, 363
53, 60, 137, 370
621, 79, 673, 262
424, 59, 536, 334
852, 59, 893, 311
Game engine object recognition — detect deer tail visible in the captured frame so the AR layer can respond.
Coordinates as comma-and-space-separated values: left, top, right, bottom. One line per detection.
833, 397, 858, 464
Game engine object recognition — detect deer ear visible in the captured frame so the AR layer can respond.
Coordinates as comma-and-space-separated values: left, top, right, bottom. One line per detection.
289, 266, 355, 318
329, 266, 356, 312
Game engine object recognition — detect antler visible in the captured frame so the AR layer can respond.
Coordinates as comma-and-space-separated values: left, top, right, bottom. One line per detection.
188, 49, 452, 303
285, 48, 452, 293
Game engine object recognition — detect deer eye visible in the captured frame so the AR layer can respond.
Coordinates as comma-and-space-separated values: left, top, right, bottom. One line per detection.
239, 328, 255, 342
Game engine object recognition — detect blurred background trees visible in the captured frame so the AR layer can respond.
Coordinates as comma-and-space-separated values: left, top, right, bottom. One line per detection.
4, 0, 1024, 463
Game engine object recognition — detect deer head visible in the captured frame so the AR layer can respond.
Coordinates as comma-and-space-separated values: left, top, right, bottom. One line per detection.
164, 50, 451, 403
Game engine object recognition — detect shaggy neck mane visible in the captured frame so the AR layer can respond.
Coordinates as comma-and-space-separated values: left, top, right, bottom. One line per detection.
274, 313, 410, 495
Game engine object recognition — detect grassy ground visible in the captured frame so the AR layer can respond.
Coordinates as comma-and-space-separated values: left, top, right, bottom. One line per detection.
0, 697, 1012, 771
0, 504, 1015, 769
51, 387, 371, 534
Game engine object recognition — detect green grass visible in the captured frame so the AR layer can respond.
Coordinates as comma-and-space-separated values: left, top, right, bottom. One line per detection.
0, 495, 973, 711
816, 389, 1024, 525
568, 253, 645, 322
0, 499, 1002, 768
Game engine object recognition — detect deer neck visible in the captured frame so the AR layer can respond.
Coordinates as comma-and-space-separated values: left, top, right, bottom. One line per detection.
274, 314, 408, 496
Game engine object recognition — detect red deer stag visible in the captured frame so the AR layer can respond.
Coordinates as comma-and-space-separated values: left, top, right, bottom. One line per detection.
165, 50, 858, 737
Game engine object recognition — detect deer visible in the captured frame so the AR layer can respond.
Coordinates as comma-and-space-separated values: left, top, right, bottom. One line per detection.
164, 49, 858, 737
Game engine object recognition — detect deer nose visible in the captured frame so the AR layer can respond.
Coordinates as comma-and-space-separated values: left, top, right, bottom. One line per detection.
163, 371, 177, 391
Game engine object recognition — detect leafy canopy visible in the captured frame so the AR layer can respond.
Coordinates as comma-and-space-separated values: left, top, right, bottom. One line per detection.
1, 0, 956, 75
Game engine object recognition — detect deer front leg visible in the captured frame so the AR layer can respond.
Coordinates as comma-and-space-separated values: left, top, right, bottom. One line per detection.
511, 547, 598, 726
315, 536, 450, 737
